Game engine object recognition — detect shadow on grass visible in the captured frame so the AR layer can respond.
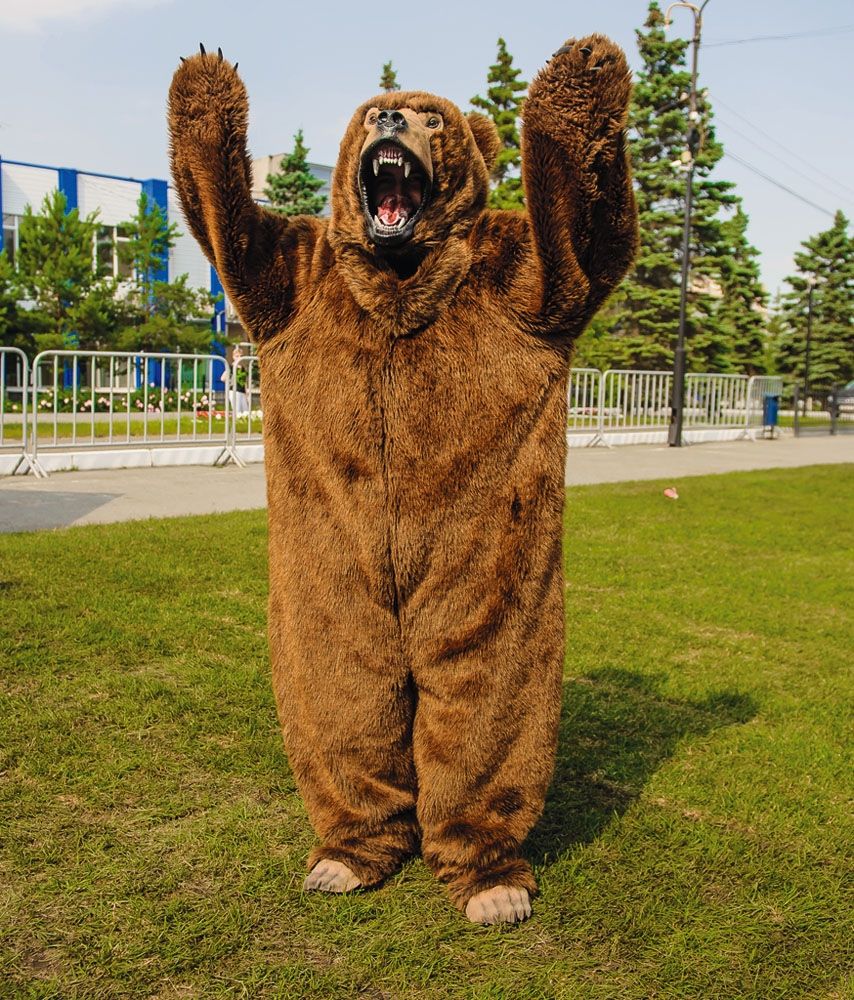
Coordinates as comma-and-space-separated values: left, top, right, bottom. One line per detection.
527, 668, 757, 864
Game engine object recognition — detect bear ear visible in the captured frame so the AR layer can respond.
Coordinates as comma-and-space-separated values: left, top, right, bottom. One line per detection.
466, 112, 500, 173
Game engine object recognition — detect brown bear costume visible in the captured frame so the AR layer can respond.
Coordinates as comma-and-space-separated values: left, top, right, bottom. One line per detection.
168, 35, 637, 924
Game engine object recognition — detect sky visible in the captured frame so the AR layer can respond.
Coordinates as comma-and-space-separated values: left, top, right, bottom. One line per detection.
1, 0, 852, 296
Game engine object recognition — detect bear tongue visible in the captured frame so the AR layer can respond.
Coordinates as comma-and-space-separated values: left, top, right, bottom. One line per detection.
377, 194, 410, 227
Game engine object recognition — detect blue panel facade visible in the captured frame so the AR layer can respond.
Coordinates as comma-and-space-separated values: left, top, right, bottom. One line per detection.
210, 266, 227, 382
58, 168, 81, 380
57, 168, 79, 212
141, 178, 169, 283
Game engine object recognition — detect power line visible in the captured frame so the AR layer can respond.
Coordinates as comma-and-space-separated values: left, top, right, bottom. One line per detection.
723, 150, 837, 218
709, 92, 854, 200
713, 113, 854, 208
704, 25, 854, 47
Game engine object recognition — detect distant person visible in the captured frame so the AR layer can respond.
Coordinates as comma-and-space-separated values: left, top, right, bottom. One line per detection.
222, 344, 249, 415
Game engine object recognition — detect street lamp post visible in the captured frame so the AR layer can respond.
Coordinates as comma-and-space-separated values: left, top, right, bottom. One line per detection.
803, 276, 816, 415
665, 0, 711, 448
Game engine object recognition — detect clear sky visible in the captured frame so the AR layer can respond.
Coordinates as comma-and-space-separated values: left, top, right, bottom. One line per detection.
1, 0, 852, 296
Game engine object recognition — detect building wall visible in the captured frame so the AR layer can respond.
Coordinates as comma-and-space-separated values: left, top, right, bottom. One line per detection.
1, 152, 334, 335
0, 155, 216, 306
251, 155, 333, 215
1, 161, 60, 216
78, 173, 141, 227
167, 186, 212, 292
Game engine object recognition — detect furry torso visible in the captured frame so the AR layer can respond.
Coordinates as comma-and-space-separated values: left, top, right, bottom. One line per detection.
260, 220, 569, 691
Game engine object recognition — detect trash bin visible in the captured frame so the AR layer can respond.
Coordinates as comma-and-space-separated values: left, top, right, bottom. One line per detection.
762, 393, 780, 438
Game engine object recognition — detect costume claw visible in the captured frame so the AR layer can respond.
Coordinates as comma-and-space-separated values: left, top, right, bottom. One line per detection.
199, 42, 206, 55
303, 859, 361, 894
580, 46, 592, 55
179, 56, 186, 63
217, 46, 223, 60
465, 886, 532, 926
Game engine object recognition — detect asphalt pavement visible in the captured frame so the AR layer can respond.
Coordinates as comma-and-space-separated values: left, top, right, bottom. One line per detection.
1, 435, 851, 533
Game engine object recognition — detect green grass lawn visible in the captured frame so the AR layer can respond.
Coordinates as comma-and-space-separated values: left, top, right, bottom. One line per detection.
1, 466, 851, 999
1, 415, 263, 442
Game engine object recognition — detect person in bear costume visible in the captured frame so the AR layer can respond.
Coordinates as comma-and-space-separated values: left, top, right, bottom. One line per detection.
168, 35, 637, 925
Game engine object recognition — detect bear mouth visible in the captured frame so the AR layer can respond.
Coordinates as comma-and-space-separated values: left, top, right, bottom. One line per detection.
359, 139, 431, 248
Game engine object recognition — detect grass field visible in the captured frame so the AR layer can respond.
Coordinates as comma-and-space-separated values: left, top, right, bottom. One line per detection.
1, 466, 851, 999
0, 415, 263, 442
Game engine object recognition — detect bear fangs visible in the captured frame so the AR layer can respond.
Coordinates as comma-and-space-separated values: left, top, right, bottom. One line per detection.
373, 156, 413, 178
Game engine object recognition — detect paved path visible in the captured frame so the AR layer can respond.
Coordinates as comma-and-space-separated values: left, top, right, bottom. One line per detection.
1, 435, 851, 533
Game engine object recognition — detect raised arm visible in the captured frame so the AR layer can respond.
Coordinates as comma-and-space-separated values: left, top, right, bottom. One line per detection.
168, 47, 319, 338
517, 35, 638, 336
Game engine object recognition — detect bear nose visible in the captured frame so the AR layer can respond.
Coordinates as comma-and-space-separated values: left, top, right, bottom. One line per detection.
377, 110, 406, 133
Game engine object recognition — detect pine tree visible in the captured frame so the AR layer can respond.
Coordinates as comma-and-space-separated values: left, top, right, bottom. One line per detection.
605, 2, 740, 370
772, 211, 853, 391
16, 189, 116, 351
379, 61, 400, 93
265, 130, 327, 217
471, 38, 527, 211
115, 192, 214, 352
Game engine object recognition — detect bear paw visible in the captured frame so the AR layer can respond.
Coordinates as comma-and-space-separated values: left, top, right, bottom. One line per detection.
465, 885, 532, 925
169, 43, 246, 134
303, 859, 362, 894
552, 34, 629, 84
542, 34, 632, 132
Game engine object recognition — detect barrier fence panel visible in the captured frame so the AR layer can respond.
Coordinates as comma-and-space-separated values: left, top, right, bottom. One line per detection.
1, 350, 793, 474
230, 354, 263, 450
30, 350, 238, 469
683, 373, 749, 430
567, 368, 603, 439
600, 370, 673, 436
0, 346, 41, 475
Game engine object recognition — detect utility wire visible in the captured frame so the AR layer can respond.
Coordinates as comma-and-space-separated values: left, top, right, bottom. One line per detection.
714, 113, 854, 208
723, 150, 836, 218
704, 25, 854, 47
709, 92, 854, 200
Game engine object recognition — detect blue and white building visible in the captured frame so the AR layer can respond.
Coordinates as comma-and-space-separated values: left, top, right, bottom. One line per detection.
0, 154, 334, 340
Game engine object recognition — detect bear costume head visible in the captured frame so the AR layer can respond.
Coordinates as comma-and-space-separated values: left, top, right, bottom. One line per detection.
330, 92, 501, 263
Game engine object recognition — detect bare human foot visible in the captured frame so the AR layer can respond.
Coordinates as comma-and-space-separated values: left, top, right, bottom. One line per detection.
465, 885, 531, 925
303, 859, 362, 893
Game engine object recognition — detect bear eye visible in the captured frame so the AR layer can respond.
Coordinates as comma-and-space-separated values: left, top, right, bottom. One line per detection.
368, 113, 377, 125
427, 116, 440, 129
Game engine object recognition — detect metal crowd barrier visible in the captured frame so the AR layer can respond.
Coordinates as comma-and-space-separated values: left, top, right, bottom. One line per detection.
27, 350, 240, 473
230, 353, 263, 451
0, 348, 791, 476
567, 369, 783, 444
0, 346, 41, 476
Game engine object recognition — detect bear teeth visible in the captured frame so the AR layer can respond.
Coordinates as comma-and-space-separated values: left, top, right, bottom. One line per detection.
404, 161, 411, 178
373, 214, 406, 233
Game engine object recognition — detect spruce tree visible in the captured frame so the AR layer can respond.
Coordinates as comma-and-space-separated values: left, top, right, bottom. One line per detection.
608, 2, 740, 370
471, 38, 527, 210
16, 189, 116, 351
379, 61, 400, 93
265, 130, 327, 217
715, 207, 768, 374
772, 211, 853, 391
